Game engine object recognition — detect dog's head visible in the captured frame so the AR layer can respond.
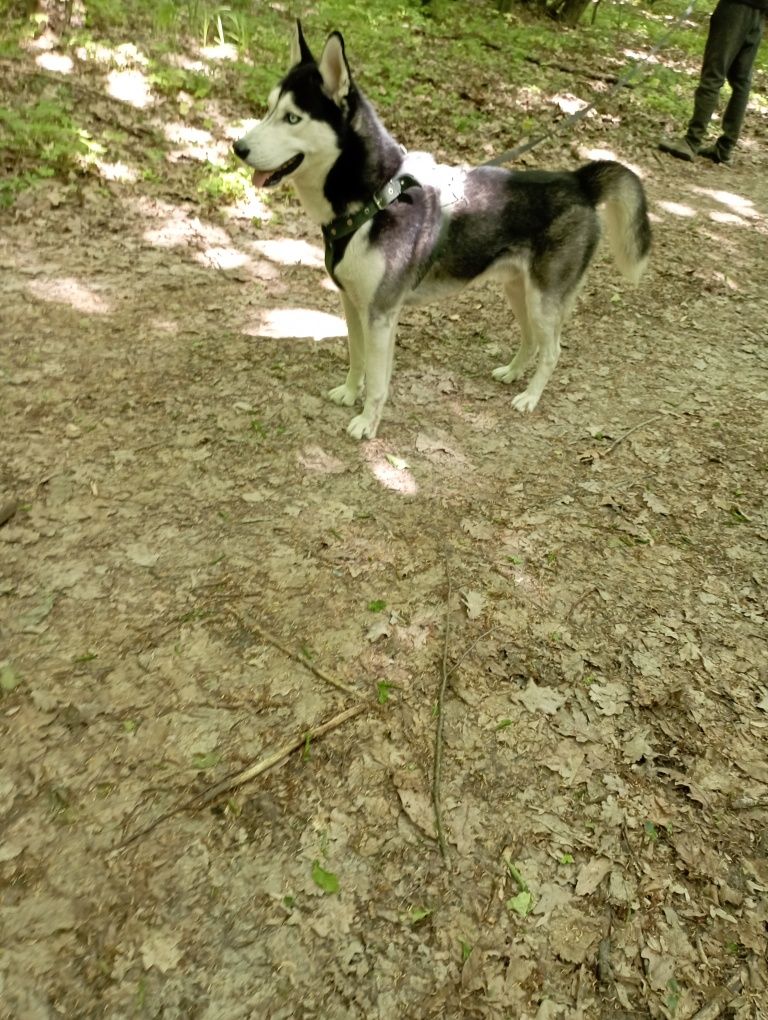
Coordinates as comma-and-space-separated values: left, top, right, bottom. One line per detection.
233, 21, 354, 189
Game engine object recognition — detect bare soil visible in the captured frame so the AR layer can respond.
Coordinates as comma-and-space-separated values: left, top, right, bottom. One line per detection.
1, 38, 768, 1020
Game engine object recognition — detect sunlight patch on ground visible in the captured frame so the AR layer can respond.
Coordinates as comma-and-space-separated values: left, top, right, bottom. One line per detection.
690, 186, 760, 219
26, 277, 111, 315
92, 159, 137, 183
250, 239, 324, 270
35, 52, 74, 74
200, 43, 239, 62
244, 308, 346, 341
106, 68, 154, 108
75, 41, 149, 67
657, 199, 696, 218
222, 194, 273, 222
165, 124, 215, 146
551, 93, 590, 116
707, 210, 750, 227
193, 246, 250, 270
363, 450, 418, 496
577, 145, 618, 162
166, 53, 207, 72
143, 211, 231, 249
163, 123, 224, 164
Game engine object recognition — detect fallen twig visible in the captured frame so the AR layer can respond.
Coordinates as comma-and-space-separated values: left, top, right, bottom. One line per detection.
565, 586, 599, 622
225, 608, 359, 697
116, 702, 367, 849
446, 628, 494, 679
0, 499, 19, 528
196, 703, 367, 807
431, 552, 453, 861
602, 413, 668, 457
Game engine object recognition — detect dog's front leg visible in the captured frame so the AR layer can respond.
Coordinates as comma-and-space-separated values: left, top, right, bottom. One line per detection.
347, 311, 397, 440
328, 293, 365, 407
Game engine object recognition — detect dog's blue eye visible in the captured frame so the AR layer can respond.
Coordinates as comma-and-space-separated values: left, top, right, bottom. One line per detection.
284, 113, 301, 125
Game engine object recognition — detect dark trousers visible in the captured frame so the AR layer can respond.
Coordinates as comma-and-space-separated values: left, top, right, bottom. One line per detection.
685, 0, 765, 153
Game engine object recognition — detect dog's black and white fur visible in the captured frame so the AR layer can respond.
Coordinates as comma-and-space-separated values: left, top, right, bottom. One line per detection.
234, 23, 651, 439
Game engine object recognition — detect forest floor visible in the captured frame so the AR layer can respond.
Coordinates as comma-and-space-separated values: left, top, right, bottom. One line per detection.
1, 5, 768, 1019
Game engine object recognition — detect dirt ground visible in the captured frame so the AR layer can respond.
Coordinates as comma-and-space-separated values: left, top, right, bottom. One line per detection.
2, 30, 768, 1020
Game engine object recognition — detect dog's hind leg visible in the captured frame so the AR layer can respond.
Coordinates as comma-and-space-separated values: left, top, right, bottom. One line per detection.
510, 285, 563, 413
328, 293, 366, 407
347, 311, 399, 440
492, 276, 538, 385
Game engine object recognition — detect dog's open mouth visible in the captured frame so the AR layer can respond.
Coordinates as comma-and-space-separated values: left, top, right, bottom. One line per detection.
252, 154, 304, 189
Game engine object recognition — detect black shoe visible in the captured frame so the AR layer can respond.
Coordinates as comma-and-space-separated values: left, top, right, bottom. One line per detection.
700, 144, 731, 165
658, 136, 698, 161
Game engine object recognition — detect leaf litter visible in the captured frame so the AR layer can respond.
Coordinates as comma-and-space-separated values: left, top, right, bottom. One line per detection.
1, 18, 768, 1020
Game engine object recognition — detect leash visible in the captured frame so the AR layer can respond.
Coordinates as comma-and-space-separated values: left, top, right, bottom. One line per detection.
484, 0, 700, 166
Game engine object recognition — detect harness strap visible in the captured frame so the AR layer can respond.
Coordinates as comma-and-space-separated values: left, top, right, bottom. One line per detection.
322, 173, 421, 278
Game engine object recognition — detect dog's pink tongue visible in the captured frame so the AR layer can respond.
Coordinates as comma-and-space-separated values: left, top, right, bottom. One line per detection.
251, 169, 271, 188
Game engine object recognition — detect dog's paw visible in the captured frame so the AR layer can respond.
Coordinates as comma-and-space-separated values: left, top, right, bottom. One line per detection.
327, 383, 359, 407
511, 390, 540, 413
492, 363, 523, 385
347, 414, 377, 440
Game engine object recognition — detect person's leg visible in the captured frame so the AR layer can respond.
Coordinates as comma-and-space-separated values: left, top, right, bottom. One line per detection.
706, 8, 765, 159
660, 0, 736, 160
684, 0, 743, 149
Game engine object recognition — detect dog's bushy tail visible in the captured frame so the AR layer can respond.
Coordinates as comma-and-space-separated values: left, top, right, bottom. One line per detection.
576, 161, 651, 284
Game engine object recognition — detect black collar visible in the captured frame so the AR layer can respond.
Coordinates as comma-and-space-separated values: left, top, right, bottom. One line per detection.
321, 173, 421, 277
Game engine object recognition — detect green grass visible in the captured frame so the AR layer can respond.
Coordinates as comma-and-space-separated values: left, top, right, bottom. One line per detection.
0, 95, 88, 206
0, 0, 765, 208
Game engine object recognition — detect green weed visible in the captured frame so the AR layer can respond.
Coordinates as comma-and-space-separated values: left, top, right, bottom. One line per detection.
0, 97, 87, 206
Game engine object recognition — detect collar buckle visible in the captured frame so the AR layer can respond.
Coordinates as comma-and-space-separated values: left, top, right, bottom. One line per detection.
373, 179, 400, 210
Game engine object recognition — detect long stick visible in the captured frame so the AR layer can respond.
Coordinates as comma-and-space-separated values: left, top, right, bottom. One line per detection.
116, 703, 367, 850
226, 608, 359, 697
0, 499, 18, 528
602, 413, 666, 457
197, 703, 367, 806
431, 555, 452, 861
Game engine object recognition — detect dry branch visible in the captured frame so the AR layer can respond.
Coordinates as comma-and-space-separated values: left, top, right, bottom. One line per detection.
225, 608, 359, 697
602, 413, 668, 457
0, 499, 19, 528
431, 553, 452, 861
117, 702, 367, 850
196, 703, 367, 807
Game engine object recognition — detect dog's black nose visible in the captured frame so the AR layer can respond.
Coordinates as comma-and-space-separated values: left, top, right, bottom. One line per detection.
233, 140, 250, 161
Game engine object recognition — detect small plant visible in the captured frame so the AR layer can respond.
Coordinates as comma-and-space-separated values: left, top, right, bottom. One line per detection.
192, 751, 221, 769
0, 97, 88, 207
377, 680, 393, 704
311, 860, 339, 894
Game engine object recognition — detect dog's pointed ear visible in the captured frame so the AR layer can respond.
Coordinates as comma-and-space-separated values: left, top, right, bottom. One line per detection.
290, 19, 314, 66
318, 32, 351, 105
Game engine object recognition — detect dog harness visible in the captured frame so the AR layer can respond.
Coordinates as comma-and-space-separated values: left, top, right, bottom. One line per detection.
321, 173, 421, 280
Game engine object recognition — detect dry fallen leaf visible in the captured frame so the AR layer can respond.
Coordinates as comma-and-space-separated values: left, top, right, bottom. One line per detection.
461, 589, 486, 620
575, 856, 612, 896
141, 932, 183, 974
395, 787, 437, 839
518, 680, 566, 716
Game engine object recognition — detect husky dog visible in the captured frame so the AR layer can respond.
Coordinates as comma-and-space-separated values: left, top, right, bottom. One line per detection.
234, 23, 651, 440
